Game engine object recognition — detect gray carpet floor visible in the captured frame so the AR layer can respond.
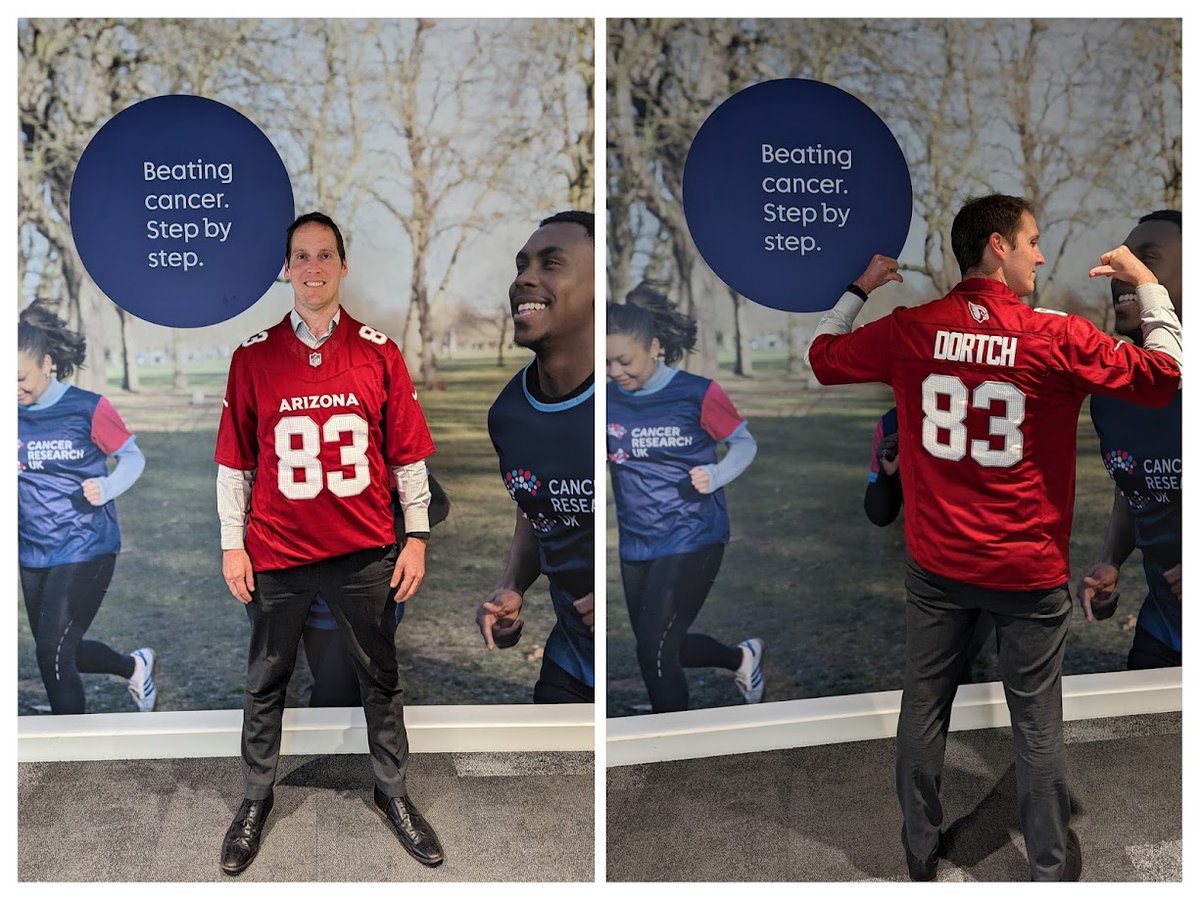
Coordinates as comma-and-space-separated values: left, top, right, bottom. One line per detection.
607, 712, 1181, 882
19, 751, 593, 882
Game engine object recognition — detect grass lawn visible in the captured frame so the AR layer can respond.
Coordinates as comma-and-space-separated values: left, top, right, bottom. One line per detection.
606, 370, 1153, 718
18, 352, 561, 714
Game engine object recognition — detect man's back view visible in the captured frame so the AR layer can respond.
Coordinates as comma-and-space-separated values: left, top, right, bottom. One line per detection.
807, 194, 1181, 881
817, 276, 1179, 590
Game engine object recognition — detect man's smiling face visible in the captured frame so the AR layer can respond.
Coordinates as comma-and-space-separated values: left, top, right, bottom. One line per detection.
508, 221, 594, 351
285, 221, 348, 316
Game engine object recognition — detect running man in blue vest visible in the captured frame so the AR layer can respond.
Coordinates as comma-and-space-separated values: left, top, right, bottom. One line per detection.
477, 211, 595, 702
1077, 210, 1182, 668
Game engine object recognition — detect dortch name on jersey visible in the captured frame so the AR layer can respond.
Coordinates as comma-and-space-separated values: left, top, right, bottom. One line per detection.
215, 310, 433, 571
932, 331, 1017, 367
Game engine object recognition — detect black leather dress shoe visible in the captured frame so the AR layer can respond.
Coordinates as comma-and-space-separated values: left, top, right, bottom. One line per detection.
220, 794, 274, 876
373, 787, 444, 867
901, 824, 941, 881
1060, 828, 1082, 881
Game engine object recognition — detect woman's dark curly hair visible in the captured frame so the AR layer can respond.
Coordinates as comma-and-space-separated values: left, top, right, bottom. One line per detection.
607, 281, 697, 366
19, 301, 87, 380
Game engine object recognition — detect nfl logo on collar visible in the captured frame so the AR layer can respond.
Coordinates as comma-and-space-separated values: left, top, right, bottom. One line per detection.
309, 352, 322, 367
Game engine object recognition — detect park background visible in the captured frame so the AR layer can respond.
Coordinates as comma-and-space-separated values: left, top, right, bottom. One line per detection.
17, 18, 594, 714
604, 18, 1182, 716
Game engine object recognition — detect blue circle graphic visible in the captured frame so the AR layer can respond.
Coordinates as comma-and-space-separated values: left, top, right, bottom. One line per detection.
683, 79, 912, 313
69, 95, 294, 328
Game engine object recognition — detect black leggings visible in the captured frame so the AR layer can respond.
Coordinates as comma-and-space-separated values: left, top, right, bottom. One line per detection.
534, 654, 594, 704
621, 543, 742, 713
21, 555, 134, 715
1128, 622, 1181, 669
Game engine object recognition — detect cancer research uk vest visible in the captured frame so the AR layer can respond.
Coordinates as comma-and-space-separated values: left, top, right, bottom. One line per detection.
488, 365, 595, 687
607, 368, 745, 562
18, 386, 127, 567
1090, 390, 1182, 651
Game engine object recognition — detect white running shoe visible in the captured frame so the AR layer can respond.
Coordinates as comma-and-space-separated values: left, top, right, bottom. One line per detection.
128, 647, 157, 712
734, 638, 765, 704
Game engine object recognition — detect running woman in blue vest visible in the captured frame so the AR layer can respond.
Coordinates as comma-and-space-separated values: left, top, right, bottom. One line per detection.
607, 286, 763, 712
17, 303, 156, 714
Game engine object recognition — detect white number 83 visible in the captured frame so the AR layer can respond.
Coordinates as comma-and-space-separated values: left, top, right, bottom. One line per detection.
921, 374, 1026, 467
274, 413, 370, 499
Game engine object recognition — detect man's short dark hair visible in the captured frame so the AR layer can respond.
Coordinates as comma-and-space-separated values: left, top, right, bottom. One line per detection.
1138, 209, 1181, 230
951, 194, 1035, 276
286, 212, 347, 262
539, 210, 594, 241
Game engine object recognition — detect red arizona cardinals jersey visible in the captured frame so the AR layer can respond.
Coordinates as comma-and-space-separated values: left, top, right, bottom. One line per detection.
809, 278, 1179, 590
215, 310, 434, 570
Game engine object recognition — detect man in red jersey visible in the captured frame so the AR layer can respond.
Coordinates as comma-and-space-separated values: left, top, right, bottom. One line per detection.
807, 195, 1181, 882
214, 212, 443, 875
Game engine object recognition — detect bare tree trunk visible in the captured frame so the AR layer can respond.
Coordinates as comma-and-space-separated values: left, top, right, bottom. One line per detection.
496, 306, 509, 367
117, 306, 139, 392
413, 258, 438, 387
681, 251, 718, 379
731, 289, 753, 377
786, 316, 812, 377
73, 279, 108, 393
171, 329, 187, 391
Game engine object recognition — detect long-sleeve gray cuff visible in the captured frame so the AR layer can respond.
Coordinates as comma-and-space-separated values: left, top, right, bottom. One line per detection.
216, 464, 253, 550
94, 436, 146, 505
1137, 283, 1183, 368
699, 424, 758, 493
393, 460, 431, 534
805, 291, 864, 366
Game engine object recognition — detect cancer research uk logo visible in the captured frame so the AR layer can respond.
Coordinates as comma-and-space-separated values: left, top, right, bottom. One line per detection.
503, 468, 542, 498
1103, 448, 1136, 476
1102, 447, 1151, 511
607, 421, 630, 464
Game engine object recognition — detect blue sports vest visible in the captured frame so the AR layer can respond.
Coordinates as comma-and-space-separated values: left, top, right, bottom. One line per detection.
18, 386, 121, 567
1090, 390, 1182, 651
488, 364, 594, 687
607, 369, 733, 561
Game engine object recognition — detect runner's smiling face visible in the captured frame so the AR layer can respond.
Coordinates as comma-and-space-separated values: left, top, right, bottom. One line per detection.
17, 350, 52, 405
1112, 219, 1182, 338
606, 332, 660, 391
509, 221, 594, 351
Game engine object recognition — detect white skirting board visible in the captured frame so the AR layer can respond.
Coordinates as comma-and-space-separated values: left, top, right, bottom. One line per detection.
17, 703, 595, 762
606, 668, 1182, 767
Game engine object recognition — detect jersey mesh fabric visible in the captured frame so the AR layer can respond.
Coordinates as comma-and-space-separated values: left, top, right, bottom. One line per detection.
214, 311, 434, 571
809, 278, 1180, 590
